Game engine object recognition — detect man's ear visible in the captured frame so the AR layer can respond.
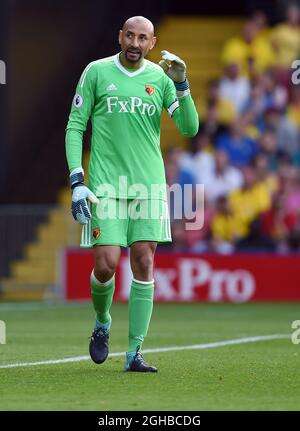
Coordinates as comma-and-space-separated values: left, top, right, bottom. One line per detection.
118, 30, 122, 45
150, 36, 157, 50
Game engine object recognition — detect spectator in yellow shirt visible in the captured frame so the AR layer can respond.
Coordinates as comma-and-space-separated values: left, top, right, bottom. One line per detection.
253, 153, 279, 196
271, 4, 300, 69
197, 79, 237, 127
287, 85, 300, 128
228, 166, 272, 226
211, 195, 248, 254
222, 19, 276, 78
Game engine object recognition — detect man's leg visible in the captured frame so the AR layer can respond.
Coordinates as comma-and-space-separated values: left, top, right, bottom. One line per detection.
125, 241, 157, 372
89, 245, 120, 364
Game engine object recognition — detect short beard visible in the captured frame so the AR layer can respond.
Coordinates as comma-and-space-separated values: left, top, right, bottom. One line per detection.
125, 50, 142, 63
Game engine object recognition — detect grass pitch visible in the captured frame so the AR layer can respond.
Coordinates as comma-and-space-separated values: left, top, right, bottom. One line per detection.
0, 302, 299, 411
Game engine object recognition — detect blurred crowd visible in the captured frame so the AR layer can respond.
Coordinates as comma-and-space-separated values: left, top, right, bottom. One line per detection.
164, 4, 300, 254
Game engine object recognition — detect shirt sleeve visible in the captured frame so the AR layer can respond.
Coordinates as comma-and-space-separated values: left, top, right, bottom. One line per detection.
65, 63, 97, 172
163, 75, 199, 137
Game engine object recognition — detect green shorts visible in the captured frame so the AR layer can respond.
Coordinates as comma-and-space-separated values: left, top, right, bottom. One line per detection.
80, 198, 172, 247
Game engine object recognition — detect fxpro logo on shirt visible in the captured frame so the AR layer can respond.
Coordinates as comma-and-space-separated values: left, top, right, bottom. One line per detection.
106, 96, 156, 116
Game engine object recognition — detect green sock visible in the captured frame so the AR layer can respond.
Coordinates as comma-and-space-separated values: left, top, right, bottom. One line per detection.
90, 270, 115, 330
128, 278, 154, 354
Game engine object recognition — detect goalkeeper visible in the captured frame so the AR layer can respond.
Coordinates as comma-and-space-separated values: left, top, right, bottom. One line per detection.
65, 16, 199, 372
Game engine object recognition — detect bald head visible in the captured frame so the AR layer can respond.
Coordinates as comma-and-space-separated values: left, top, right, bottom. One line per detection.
122, 16, 155, 36
118, 16, 156, 68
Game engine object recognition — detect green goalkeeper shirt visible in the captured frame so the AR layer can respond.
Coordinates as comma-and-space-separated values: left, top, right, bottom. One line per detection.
66, 53, 199, 200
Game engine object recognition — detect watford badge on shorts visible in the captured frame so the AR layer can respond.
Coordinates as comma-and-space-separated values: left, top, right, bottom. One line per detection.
93, 227, 101, 240
145, 85, 155, 96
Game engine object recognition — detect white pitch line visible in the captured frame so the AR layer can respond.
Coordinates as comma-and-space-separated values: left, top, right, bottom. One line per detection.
0, 334, 290, 369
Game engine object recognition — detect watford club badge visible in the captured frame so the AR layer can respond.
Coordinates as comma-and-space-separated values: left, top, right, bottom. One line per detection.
93, 227, 101, 240
145, 85, 155, 96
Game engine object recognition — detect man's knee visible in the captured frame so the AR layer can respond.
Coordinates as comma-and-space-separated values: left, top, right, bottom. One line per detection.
94, 254, 118, 283
132, 252, 154, 274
